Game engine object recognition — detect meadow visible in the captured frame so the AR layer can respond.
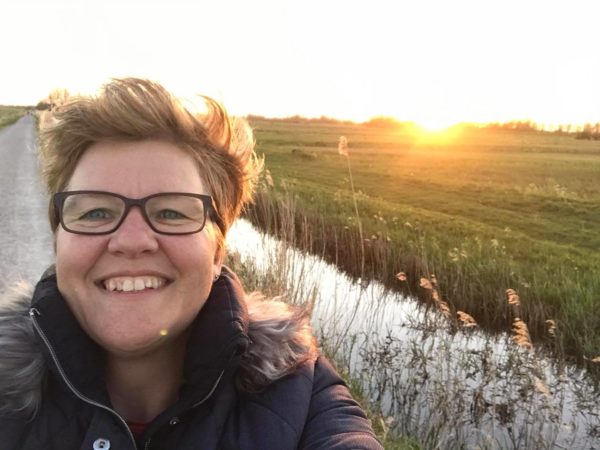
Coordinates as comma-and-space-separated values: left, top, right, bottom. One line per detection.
245, 118, 600, 371
0, 105, 28, 129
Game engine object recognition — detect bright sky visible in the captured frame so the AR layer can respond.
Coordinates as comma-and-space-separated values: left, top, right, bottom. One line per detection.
1, 0, 599, 129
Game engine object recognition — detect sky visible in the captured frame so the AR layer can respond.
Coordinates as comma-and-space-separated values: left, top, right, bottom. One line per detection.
1, 0, 599, 129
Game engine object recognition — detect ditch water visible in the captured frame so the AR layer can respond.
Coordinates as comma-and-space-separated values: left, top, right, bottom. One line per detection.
227, 219, 600, 450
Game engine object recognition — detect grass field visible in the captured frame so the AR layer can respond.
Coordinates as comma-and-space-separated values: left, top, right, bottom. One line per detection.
0, 105, 28, 129
246, 118, 600, 369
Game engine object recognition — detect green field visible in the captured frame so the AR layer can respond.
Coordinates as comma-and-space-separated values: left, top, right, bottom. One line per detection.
247, 118, 600, 367
0, 105, 28, 129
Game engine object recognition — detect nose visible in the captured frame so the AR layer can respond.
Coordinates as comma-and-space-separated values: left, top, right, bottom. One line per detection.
107, 207, 159, 257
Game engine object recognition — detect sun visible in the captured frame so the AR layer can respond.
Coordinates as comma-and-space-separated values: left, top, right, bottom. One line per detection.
416, 117, 458, 133
412, 118, 465, 145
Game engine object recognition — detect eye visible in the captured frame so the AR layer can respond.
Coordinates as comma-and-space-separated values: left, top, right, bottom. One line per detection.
157, 209, 187, 220
79, 209, 113, 221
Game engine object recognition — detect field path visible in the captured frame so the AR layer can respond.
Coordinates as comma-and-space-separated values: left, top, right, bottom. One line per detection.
0, 115, 54, 287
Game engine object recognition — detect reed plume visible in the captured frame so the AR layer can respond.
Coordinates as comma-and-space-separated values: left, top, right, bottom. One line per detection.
338, 136, 364, 277
420, 275, 451, 319
506, 288, 533, 348
545, 319, 556, 339
512, 318, 533, 349
506, 288, 520, 306
395, 272, 407, 282
457, 311, 478, 328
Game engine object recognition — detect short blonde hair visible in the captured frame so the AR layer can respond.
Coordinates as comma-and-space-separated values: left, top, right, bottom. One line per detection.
39, 78, 262, 251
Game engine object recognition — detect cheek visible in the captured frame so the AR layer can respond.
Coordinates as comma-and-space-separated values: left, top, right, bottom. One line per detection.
162, 236, 218, 289
55, 232, 103, 282
166, 240, 214, 274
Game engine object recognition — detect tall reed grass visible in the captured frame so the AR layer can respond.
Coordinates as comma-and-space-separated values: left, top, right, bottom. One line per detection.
226, 213, 600, 449
244, 184, 600, 379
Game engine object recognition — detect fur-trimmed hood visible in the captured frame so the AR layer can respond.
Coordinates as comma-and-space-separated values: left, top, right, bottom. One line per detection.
0, 269, 318, 419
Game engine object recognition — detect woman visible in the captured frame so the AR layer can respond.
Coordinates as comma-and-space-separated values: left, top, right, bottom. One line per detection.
0, 78, 382, 449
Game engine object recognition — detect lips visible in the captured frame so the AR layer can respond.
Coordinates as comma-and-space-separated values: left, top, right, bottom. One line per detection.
102, 276, 168, 292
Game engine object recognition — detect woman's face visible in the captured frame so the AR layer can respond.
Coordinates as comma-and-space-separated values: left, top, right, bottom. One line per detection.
55, 140, 222, 357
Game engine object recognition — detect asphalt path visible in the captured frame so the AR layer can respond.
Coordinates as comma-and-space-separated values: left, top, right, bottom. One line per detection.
0, 115, 54, 289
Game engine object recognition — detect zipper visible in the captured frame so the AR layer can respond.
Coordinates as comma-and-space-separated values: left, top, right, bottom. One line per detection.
29, 308, 138, 449
192, 369, 225, 409
143, 369, 225, 450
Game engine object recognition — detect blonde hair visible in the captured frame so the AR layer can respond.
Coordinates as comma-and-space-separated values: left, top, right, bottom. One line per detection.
39, 78, 262, 252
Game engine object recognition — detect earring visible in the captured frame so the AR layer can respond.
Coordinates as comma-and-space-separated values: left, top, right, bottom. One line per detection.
213, 273, 220, 282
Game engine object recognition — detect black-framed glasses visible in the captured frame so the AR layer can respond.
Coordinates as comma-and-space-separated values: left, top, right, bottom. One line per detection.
53, 191, 220, 235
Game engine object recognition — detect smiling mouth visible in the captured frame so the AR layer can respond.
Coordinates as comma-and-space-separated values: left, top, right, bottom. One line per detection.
101, 276, 169, 293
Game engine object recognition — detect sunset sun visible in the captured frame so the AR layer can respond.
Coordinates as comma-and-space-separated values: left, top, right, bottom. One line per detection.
415, 117, 458, 133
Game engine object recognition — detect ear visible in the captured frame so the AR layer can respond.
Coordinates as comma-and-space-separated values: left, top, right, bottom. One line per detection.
213, 244, 225, 277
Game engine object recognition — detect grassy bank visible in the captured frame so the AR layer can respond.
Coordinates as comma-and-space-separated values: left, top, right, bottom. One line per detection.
226, 249, 422, 449
0, 105, 28, 129
245, 118, 600, 370
225, 218, 599, 449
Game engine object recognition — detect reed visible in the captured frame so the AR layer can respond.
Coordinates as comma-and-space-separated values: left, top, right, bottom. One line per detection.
228, 209, 600, 449
248, 118, 600, 374
338, 136, 365, 277
225, 248, 421, 449
245, 186, 600, 376
457, 310, 478, 328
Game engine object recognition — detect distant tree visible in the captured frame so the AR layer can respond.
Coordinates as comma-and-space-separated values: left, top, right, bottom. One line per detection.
592, 122, 600, 140
246, 114, 268, 122
35, 101, 52, 111
576, 123, 593, 140
482, 120, 539, 132
363, 116, 403, 128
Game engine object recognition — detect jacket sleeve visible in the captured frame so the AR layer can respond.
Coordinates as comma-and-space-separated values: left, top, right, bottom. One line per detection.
298, 357, 383, 450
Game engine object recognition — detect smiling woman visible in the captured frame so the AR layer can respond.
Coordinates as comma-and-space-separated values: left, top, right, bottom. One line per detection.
54, 140, 221, 358
0, 78, 382, 450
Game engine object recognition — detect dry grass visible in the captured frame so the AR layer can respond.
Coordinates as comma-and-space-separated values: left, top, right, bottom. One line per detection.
248, 117, 600, 372
0, 105, 28, 129
227, 202, 600, 449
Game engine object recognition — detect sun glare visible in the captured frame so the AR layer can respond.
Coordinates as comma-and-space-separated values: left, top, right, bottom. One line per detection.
416, 117, 458, 133
413, 120, 464, 145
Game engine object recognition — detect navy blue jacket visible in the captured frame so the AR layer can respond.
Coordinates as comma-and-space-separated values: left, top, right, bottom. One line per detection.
0, 269, 382, 449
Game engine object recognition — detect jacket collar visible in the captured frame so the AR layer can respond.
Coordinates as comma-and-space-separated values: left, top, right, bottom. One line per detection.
0, 266, 317, 419
29, 267, 250, 409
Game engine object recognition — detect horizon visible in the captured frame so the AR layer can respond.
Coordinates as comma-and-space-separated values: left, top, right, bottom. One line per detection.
2, 0, 600, 131
243, 113, 597, 131
8, 101, 597, 132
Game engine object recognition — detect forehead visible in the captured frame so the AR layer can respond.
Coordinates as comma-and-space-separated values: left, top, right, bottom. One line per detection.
67, 140, 207, 196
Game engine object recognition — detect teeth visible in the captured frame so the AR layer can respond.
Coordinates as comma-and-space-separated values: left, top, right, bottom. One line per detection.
103, 276, 166, 292
123, 279, 134, 292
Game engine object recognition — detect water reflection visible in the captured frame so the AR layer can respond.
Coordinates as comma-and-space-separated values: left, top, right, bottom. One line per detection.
228, 219, 600, 450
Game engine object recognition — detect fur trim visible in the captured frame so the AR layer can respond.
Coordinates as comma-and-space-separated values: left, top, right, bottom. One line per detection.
0, 282, 46, 419
0, 282, 318, 417
237, 292, 319, 392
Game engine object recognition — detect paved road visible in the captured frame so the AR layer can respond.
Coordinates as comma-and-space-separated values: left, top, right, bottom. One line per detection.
0, 115, 54, 289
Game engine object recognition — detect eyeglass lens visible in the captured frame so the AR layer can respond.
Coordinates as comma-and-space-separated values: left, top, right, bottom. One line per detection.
60, 193, 207, 234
